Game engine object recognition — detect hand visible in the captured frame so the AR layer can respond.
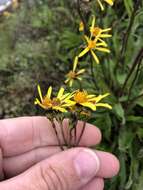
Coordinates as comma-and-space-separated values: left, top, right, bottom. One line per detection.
0, 117, 119, 190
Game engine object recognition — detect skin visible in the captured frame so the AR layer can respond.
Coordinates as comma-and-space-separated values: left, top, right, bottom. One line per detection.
0, 116, 120, 190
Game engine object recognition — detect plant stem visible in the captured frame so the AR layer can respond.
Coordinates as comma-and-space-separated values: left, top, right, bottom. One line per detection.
52, 120, 64, 151
90, 55, 100, 91
127, 59, 142, 102
76, 0, 88, 35
114, 1, 140, 73
76, 121, 86, 146
120, 47, 143, 96
60, 120, 68, 147
129, 93, 143, 104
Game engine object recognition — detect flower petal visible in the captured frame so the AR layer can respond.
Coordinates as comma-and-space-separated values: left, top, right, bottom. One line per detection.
95, 93, 110, 103
46, 86, 52, 99
97, 0, 104, 11
57, 87, 65, 99
77, 69, 85, 75
69, 80, 73, 87
79, 47, 90, 57
73, 56, 79, 71
100, 34, 112, 38
95, 47, 110, 53
37, 85, 43, 102
34, 98, 47, 109
104, 0, 114, 6
81, 102, 97, 111
102, 28, 112, 32
53, 106, 67, 113
96, 103, 112, 109
91, 50, 100, 64
90, 15, 96, 37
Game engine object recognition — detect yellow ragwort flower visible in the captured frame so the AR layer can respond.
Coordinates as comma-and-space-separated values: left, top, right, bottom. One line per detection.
79, 21, 84, 32
35, 85, 75, 112
97, 0, 114, 11
3, 11, 11, 17
73, 90, 112, 111
65, 56, 85, 87
12, 0, 19, 9
90, 16, 112, 40
78, 35, 110, 64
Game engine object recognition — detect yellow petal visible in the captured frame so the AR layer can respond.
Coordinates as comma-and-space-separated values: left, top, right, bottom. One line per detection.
53, 106, 67, 113
91, 50, 100, 64
46, 86, 52, 99
37, 85, 43, 102
97, 0, 104, 11
73, 56, 79, 71
69, 80, 73, 87
63, 101, 76, 107
81, 102, 96, 111
100, 34, 112, 38
104, 0, 114, 6
61, 93, 73, 100
95, 47, 110, 53
102, 28, 112, 32
77, 77, 82, 81
96, 103, 112, 109
90, 15, 96, 37
79, 21, 84, 32
57, 87, 65, 99
96, 39, 108, 47
95, 93, 110, 103
77, 69, 85, 75
84, 35, 90, 43
65, 78, 70, 84
79, 47, 90, 57
34, 98, 47, 109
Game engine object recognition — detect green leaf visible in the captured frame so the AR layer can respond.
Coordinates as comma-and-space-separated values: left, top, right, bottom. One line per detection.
127, 116, 143, 123
119, 129, 135, 152
123, 0, 133, 17
113, 103, 125, 124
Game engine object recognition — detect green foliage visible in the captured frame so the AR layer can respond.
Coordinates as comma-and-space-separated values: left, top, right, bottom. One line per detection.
0, 0, 143, 189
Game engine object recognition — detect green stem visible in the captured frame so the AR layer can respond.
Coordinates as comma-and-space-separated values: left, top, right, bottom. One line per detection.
114, 1, 140, 73
76, 0, 88, 35
76, 121, 86, 146
52, 120, 64, 151
127, 59, 142, 102
90, 55, 100, 91
120, 47, 143, 96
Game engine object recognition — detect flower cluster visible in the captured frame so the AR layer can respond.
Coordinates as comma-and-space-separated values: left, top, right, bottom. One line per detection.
79, 16, 112, 64
34, 0, 115, 148
35, 85, 112, 113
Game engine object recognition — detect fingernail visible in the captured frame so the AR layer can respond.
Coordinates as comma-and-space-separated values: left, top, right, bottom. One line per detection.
74, 149, 100, 181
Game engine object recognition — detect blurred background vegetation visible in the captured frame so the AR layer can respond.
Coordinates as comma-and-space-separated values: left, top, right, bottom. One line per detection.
0, 0, 143, 189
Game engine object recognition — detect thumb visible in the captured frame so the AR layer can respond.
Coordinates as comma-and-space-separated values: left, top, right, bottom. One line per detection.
0, 148, 100, 190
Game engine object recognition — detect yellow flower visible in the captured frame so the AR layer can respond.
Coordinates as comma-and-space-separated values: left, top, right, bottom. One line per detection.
78, 35, 110, 64
90, 16, 112, 39
65, 57, 85, 87
97, 0, 114, 11
3, 11, 11, 17
79, 21, 84, 32
12, 0, 19, 9
73, 90, 112, 111
35, 85, 75, 112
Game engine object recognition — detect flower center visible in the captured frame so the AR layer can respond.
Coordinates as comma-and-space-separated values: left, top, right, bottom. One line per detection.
67, 71, 76, 79
51, 98, 61, 106
92, 27, 101, 36
74, 91, 87, 103
42, 97, 52, 108
88, 40, 96, 49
